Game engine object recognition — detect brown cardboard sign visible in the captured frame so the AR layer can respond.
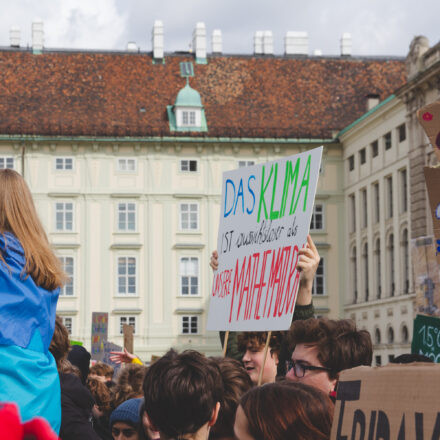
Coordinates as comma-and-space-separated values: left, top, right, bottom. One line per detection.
123, 324, 134, 354
330, 364, 440, 439
424, 166, 440, 267
417, 100, 440, 162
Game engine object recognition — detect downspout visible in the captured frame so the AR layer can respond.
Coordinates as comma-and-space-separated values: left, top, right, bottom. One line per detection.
21, 143, 25, 178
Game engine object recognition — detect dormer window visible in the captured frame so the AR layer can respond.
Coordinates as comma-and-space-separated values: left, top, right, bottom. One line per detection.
182, 110, 196, 126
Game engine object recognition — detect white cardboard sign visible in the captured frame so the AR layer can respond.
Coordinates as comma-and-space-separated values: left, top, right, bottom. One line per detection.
207, 147, 322, 331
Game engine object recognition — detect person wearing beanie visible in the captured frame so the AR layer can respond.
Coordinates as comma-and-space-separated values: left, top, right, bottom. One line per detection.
110, 398, 143, 440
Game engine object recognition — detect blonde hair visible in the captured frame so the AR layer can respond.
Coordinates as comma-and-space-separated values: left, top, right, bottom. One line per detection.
0, 169, 67, 290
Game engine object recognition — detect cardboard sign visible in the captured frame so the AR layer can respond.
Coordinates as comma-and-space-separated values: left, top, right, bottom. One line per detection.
207, 147, 322, 331
91, 312, 108, 361
331, 364, 440, 440
123, 324, 134, 354
411, 236, 440, 316
102, 340, 123, 376
417, 100, 440, 162
423, 167, 440, 268
412, 314, 440, 363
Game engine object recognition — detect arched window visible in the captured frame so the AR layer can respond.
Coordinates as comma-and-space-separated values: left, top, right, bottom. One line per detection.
402, 229, 409, 293
375, 238, 381, 299
388, 326, 394, 344
351, 246, 357, 303
388, 234, 395, 296
362, 243, 369, 301
375, 328, 381, 345
401, 325, 409, 343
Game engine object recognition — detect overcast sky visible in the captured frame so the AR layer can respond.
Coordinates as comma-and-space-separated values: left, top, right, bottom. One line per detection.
0, 0, 438, 56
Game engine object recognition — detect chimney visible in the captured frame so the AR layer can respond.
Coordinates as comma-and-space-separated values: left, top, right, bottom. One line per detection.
152, 20, 164, 60
340, 33, 352, 56
284, 31, 309, 55
366, 94, 380, 111
254, 31, 263, 55
211, 29, 222, 54
127, 42, 138, 52
10, 27, 20, 47
32, 19, 44, 54
263, 31, 273, 55
192, 22, 207, 63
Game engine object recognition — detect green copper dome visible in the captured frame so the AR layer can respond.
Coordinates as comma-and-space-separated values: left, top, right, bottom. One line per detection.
174, 83, 203, 107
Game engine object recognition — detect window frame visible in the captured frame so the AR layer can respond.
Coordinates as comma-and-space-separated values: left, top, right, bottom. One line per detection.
238, 160, 255, 168
384, 132, 392, 150
117, 202, 137, 232
311, 257, 325, 295
0, 157, 15, 169
310, 204, 324, 231
59, 255, 75, 296
119, 316, 136, 335
359, 148, 366, 165
371, 140, 379, 158
179, 202, 199, 231
55, 157, 74, 171
116, 255, 137, 296
398, 124, 406, 142
180, 315, 199, 335
179, 256, 200, 297
180, 159, 198, 173
62, 316, 73, 335
117, 158, 137, 173
55, 201, 75, 232
348, 155, 355, 172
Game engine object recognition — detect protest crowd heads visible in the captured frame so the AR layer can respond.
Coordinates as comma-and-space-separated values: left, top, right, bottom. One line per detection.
143, 349, 223, 439
286, 318, 373, 393
0, 169, 67, 290
234, 381, 334, 440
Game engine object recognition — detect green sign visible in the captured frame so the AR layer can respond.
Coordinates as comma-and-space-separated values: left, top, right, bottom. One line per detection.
412, 314, 440, 363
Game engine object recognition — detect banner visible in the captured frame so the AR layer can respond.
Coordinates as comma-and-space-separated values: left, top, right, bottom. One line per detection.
207, 147, 322, 331
91, 312, 108, 361
416, 100, 440, 162
412, 314, 440, 363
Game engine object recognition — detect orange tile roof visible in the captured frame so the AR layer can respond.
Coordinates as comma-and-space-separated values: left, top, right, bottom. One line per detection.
0, 50, 406, 139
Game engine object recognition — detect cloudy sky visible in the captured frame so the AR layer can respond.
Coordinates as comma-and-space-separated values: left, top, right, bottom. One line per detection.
0, 0, 438, 56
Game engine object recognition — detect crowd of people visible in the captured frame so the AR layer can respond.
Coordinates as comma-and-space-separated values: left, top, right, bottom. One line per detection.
0, 168, 433, 440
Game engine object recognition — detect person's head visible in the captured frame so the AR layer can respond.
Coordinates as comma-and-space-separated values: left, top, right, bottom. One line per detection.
391, 353, 433, 364
110, 398, 143, 440
209, 357, 253, 440
286, 318, 372, 394
87, 376, 114, 417
0, 168, 66, 290
237, 331, 281, 385
68, 345, 91, 385
234, 381, 334, 440
143, 349, 223, 440
113, 364, 147, 409
49, 315, 70, 370
138, 402, 160, 440
90, 361, 115, 381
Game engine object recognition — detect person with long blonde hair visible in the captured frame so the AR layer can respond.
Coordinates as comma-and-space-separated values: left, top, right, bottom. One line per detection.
0, 169, 67, 433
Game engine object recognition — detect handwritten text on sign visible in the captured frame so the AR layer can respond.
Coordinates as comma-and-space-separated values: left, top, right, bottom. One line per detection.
207, 147, 322, 331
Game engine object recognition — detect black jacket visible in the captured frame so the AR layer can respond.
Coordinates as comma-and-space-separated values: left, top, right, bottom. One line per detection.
59, 373, 101, 440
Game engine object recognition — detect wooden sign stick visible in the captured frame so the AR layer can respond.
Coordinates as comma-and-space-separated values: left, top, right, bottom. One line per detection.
222, 331, 230, 357
257, 331, 272, 386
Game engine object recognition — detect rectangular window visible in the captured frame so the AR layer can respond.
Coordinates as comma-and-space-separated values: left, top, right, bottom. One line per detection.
55, 157, 74, 171
348, 155, 355, 171
118, 257, 136, 295
400, 169, 408, 213
312, 258, 325, 295
55, 202, 74, 231
60, 256, 74, 296
384, 132, 392, 150
362, 189, 367, 228
119, 316, 136, 334
118, 202, 136, 231
181, 315, 199, 334
373, 183, 380, 223
359, 148, 366, 165
398, 124, 406, 142
62, 317, 73, 335
180, 203, 199, 230
117, 158, 136, 172
388, 354, 395, 363
386, 176, 393, 218
180, 160, 198, 172
0, 157, 14, 169
182, 111, 196, 126
238, 161, 255, 168
310, 204, 324, 230
180, 257, 199, 296
371, 140, 378, 158
349, 194, 356, 233
375, 355, 381, 366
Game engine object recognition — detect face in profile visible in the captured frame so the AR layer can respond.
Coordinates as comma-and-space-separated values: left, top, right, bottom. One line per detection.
142, 411, 160, 440
242, 344, 278, 385
285, 343, 337, 394
234, 405, 255, 440
111, 422, 139, 440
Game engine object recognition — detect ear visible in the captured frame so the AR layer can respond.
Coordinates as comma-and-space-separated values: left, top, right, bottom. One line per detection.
330, 374, 339, 393
271, 351, 279, 366
208, 402, 221, 427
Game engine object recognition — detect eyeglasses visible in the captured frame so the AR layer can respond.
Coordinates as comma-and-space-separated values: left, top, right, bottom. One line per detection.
111, 427, 137, 438
285, 360, 331, 378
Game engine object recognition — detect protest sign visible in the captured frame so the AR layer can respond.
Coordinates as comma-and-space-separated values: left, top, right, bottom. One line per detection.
123, 324, 134, 354
207, 147, 322, 331
102, 340, 123, 375
331, 364, 440, 440
423, 166, 440, 268
411, 236, 440, 316
417, 100, 440, 162
412, 314, 440, 363
91, 312, 108, 361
